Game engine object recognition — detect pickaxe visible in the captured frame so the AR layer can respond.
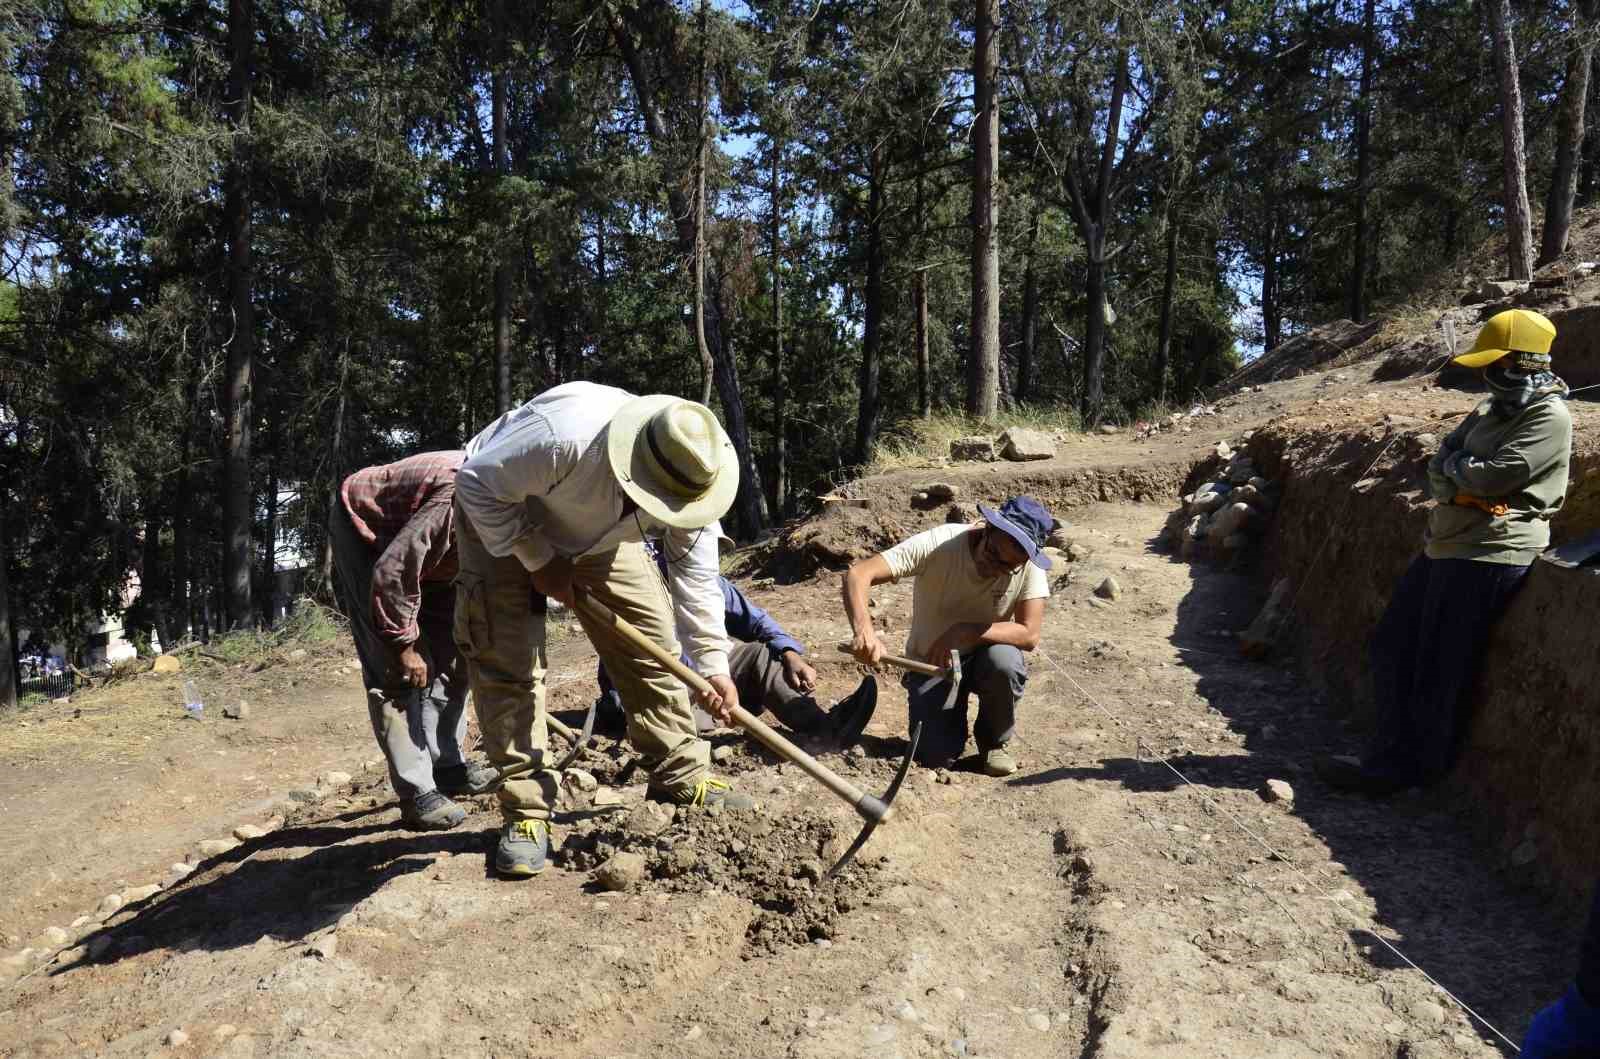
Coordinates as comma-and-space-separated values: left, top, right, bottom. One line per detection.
482, 699, 598, 789
573, 590, 918, 879
836, 644, 963, 712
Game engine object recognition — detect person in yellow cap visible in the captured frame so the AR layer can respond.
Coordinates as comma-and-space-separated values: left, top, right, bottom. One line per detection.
453, 382, 756, 878
1320, 309, 1571, 796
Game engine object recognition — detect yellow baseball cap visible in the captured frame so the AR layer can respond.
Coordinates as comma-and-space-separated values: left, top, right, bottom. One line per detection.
1452, 308, 1556, 368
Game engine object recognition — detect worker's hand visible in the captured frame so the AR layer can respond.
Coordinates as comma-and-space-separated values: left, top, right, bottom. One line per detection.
780, 650, 818, 695
849, 627, 886, 665
396, 644, 429, 689
925, 629, 961, 671
531, 556, 575, 606
695, 673, 740, 725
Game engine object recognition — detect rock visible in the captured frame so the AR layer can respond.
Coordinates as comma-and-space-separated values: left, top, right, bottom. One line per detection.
1260, 779, 1295, 804
214, 1025, 237, 1040
152, 655, 183, 674
1511, 840, 1538, 866
564, 769, 598, 793
1239, 578, 1293, 658
163, 863, 195, 888
1098, 423, 1121, 435
123, 884, 161, 904
96, 894, 124, 919
1067, 542, 1092, 562
1214, 441, 1234, 460
1470, 278, 1529, 303
1384, 413, 1423, 429
233, 824, 267, 841
320, 770, 352, 789
166, 1028, 189, 1048
87, 935, 114, 960
1208, 502, 1254, 542
949, 436, 997, 462
684, 1025, 704, 1042
1188, 482, 1232, 515
287, 788, 323, 804
945, 502, 979, 524
307, 933, 338, 960
1413, 999, 1447, 1026
623, 801, 675, 837
287, 648, 308, 662
197, 838, 240, 858
594, 851, 647, 892
999, 427, 1056, 461
1041, 546, 1066, 562
222, 700, 250, 720
711, 745, 735, 766
69, 915, 95, 931
1227, 460, 1257, 485
918, 483, 958, 502
1094, 577, 1121, 601
1026, 1011, 1051, 1031
592, 788, 625, 809
51, 696, 71, 705
33, 926, 68, 950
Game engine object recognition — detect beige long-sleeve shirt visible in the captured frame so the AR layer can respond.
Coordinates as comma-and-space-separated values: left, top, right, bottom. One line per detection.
456, 382, 732, 677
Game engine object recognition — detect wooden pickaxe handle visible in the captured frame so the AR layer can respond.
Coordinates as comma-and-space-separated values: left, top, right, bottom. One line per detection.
572, 591, 893, 823
834, 643, 947, 678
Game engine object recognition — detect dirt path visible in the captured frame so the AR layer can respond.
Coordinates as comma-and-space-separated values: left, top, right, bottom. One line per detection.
0, 387, 1585, 1056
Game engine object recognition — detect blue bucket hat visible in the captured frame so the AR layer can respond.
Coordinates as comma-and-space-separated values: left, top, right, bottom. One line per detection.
977, 496, 1055, 570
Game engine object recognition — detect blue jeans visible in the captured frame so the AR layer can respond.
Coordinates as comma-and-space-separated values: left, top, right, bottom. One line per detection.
905, 644, 1025, 766
1367, 553, 1529, 785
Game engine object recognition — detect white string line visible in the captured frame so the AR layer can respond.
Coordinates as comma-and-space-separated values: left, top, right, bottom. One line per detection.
1035, 646, 1522, 1052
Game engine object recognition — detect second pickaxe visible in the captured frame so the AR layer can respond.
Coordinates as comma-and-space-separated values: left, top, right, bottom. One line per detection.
837, 644, 963, 711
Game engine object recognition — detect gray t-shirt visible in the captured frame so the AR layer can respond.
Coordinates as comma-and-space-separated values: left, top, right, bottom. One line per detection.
881, 523, 1050, 661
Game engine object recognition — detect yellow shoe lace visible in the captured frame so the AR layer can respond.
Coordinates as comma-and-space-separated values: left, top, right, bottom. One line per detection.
510, 819, 549, 842
687, 777, 732, 806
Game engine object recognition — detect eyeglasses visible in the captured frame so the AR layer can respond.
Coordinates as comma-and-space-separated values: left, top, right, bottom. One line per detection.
978, 527, 1026, 571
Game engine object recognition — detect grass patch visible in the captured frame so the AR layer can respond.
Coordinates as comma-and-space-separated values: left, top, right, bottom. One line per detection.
865, 405, 1084, 474
204, 596, 348, 666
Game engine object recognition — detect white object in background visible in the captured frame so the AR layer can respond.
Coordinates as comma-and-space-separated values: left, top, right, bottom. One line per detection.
182, 679, 204, 720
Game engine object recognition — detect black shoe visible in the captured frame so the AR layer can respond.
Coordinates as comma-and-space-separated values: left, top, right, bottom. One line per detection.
593, 689, 626, 738
436, 761, 500, 797
1314, 754, 1411, 797
828, 676, 878, 749
400, 789, 467, 831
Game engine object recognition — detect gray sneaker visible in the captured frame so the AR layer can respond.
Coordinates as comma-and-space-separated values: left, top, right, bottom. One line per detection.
436, 761, 501, 797
400, 789, 466, 831
978, 747, 1018, 777
495, 819, 551, 878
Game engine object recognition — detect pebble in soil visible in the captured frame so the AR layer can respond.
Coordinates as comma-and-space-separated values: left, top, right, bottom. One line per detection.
559, 802, 882, 956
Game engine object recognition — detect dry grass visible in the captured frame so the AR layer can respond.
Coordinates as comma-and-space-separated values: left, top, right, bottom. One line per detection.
864, 406, 1084, 475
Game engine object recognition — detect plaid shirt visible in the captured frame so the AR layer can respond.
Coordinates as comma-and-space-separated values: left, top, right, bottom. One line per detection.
339, 451, 464, 646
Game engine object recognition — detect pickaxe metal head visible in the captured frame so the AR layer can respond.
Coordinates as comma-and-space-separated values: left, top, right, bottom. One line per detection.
916, 651, 962, 711
825, 721, 922, 878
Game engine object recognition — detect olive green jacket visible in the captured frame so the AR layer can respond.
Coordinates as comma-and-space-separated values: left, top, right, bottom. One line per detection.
1425, 396, 1572, 566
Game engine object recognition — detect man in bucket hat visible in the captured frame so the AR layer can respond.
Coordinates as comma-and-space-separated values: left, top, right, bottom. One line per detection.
842, 496, 1054, 776
454, 382, 753, 878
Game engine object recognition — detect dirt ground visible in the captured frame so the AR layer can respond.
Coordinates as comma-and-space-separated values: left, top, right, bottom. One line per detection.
0, 368, 1589, 1057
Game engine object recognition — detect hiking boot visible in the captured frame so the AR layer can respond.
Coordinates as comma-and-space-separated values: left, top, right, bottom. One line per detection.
827, 676, 879, 749
978, 746, 1018, 777
495, 819, 551, 878
400, 789, 466, 831
436, 760, 501, 797
646, 776, 760, 811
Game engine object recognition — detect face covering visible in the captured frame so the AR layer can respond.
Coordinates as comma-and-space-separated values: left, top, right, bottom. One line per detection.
1483, 355, 1568, 415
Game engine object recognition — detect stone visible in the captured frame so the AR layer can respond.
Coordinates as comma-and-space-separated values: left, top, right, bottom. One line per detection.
33, 926, 68, 950
123, 884, 161, 904
222, 700, 250, 720
1413, 999, 1447, 1026
592, 788, 625, 809
287, 788, 323, 804
949, 436, 997, 462
320, 771, 352, 789
1094, 577, 1121, 601
1471, 278, 1529, 303
166, 1029, 189, 1048
1239, 578, 1293, 659
1260, 779, 1295, 804
623, 801, 675, 837
1214, 441, 1234, 460
87, 935, 114, 960
307, 933, 338, 960
594, 851, 647, 892
945, 502, 979, 524
233, 824, 267, 841
918, 483, 958, 502
1027, 1011, 1051, 1031
197, 838, 240, 858
69, 915, 94, 931
1208, 502, 1254, 542
1098, 423, 1121, 435
1510, 840, 1538, 866
711, 745, 735, 766
96, 894, 124, 919
1067, 543, 1092, 562
563, 769, 598, 793
1188, 482, 1231, 515
163, 863, 195, 888
1227, 460, 1256, 485
152, 655, 182, 674
684, 1025, 704, 1042
287, 648, 308, 662
999, 427, 1056, 461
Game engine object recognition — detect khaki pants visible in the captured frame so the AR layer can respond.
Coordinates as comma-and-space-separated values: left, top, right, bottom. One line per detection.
453, 499, 709, 821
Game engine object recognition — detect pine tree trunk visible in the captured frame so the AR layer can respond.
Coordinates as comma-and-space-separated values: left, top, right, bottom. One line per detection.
1263, 203, 1281, 352
1016, 210, 1040, 404
1155, 217, 1179, 405
319, 343, 348, 597
0, 500, 13, 710
1082, 236, 1108, 420
769, 142, 787, 517
692, 0, 714, 407
1486, 0, 1535, 280
967, 0, 1001, 418
142, 500, 173, 651
492, 54, 512, 415
1539, 0, 1597, 266
1350, 0, 1376, 322
223, 0, 254, 630
595, 208, 607, 364
853, 148, 886, 466
916, 270, 931, 418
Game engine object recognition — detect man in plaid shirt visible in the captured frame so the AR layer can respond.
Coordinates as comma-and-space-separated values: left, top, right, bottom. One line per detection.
330, 451, 495, 830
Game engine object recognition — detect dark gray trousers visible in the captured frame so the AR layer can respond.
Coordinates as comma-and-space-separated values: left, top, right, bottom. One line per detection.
329, 504, 468, 801
904, 643, 1025, 766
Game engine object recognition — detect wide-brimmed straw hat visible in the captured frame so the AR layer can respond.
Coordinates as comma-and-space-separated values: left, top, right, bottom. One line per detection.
606, 394, 740, 529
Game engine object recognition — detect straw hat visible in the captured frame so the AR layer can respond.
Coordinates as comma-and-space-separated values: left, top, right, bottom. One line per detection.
606, 395, 740, 528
